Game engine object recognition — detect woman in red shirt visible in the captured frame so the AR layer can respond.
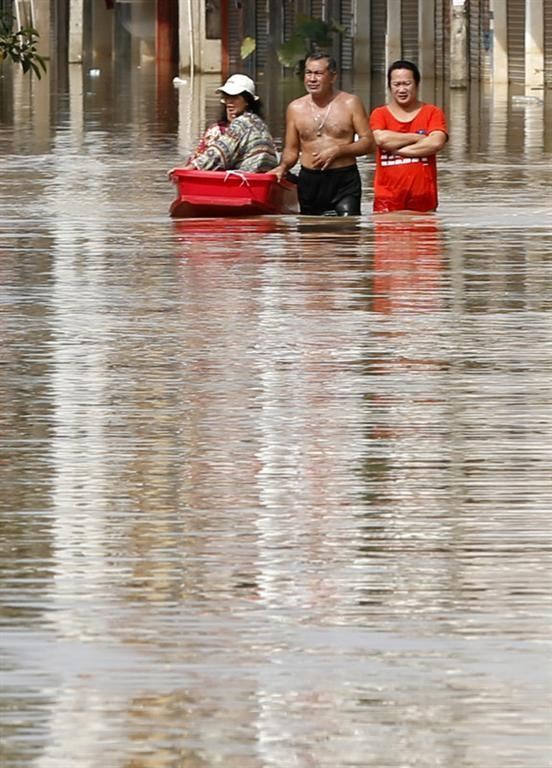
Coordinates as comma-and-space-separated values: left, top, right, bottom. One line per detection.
370, 60, 448, 213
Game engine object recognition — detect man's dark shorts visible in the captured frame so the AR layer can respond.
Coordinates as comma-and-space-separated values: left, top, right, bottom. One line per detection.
298, 165, 362, 216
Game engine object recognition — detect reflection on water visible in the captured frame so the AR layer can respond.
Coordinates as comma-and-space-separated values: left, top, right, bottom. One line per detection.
1, 64, 552, 768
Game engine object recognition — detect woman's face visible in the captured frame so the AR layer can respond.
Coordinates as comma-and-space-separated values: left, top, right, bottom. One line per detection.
221, 94, 248, 121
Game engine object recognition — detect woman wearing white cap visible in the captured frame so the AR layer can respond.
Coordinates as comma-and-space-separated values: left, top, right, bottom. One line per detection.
185, 74, 278, 173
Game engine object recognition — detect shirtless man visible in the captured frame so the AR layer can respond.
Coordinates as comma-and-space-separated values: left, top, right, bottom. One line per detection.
270, 52, 373, 216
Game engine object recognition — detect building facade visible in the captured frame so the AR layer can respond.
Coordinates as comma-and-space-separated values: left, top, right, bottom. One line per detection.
1, 0, 551, 89
209, 0, 550, 89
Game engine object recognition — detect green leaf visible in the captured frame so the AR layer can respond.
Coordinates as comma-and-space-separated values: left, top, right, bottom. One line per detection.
31, 60, 43, 78
276, 15, 346, 71
330, 20, 348, 35
294, 15, 332, 47
277, 36, 308, 68
0, 11, 47, 77
240, 36, 256, 60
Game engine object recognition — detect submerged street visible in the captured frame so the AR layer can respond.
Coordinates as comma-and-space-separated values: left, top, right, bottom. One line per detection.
1, 62, 552, 767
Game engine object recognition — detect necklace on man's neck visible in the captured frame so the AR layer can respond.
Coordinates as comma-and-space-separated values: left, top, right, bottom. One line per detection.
309, 95, 335, 137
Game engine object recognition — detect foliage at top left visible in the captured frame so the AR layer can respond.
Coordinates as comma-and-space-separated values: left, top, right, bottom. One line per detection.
0, 13, 47, 78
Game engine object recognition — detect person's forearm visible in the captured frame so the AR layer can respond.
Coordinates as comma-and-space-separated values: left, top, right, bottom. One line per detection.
374, 130, 421, 152
350, 135, 373, 157
396, 133, 445, 157
277, 148, 299, 172
335, 135, 373, 160
269, 148, 299, 180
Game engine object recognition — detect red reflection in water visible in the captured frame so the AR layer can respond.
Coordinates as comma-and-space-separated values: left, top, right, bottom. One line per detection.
370, 216, 446, 442
172, 217, 278, 239
372, 215, 443, 315
172, 217, 279, 262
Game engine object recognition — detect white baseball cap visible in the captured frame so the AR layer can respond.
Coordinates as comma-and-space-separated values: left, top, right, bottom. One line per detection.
216, 74, 259, 100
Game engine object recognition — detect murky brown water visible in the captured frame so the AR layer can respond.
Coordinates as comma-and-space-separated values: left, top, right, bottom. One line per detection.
1, 62, 552, 768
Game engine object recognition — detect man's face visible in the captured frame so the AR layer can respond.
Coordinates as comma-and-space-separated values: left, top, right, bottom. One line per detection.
389, 69, 418, 106
304, 59, 336, 96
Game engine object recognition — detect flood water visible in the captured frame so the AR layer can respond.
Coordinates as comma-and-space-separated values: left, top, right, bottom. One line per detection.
1, 62, 552, 768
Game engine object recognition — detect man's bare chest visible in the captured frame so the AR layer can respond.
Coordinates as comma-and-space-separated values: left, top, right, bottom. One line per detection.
296, 112, 352, 141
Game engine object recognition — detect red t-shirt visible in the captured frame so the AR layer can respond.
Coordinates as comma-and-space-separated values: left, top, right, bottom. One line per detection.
369, 104, 448, 213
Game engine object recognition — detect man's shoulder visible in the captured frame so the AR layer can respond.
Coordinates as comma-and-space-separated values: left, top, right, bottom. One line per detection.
339, 89, 359, 100
370, 104, 389, 116
334, 91, 369, 117
288, 95, 310, 109
338, 90, 363, 104
419, 103, 448, 128
421, 102, 445, 115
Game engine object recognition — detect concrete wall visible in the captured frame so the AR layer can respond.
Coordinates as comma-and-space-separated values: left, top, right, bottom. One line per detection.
178, 0, 221, 74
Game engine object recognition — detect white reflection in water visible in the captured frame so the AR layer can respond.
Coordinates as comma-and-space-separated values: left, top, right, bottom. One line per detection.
28, 129, 122, 766
253, 254, 368, 623
48, 127, 112, 637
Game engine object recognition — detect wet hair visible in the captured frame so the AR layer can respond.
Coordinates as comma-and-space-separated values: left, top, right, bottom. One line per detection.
387, 59, 421, 87
305, 52, 337, 74
218, 92, 264, 123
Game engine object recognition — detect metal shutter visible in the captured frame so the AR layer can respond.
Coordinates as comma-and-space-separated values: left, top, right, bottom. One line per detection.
480, 0, 492, 82
435, 0, 444, 76
401, 0, 418, 62
226, 3, 244, 72
340, 0, 354, 70
310, 0, 326, 21
283, 0, 295, 40
507, 0, 525, 84
468, 0, 492, 82
468, 0, 480, 80
371, 0, 386, 74
255, 0, 270, 68
435, 0, 449, 80
545, 0, 552, 86
242, 1, 256, 76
